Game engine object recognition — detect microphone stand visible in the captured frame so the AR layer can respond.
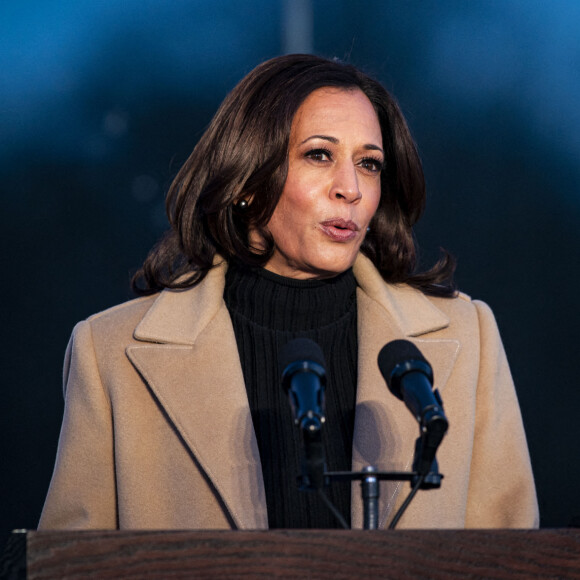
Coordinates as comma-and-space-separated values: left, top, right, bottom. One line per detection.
297, 416, 326, 491
301, 432, 444, 530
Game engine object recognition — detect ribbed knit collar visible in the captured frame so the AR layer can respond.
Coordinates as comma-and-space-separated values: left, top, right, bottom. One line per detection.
223, 259, 357, 332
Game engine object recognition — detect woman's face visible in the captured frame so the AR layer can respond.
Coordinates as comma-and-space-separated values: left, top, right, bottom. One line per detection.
260, 87, 383, 279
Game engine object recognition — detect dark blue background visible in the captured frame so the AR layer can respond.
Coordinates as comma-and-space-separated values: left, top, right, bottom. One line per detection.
2, 0, 579, 531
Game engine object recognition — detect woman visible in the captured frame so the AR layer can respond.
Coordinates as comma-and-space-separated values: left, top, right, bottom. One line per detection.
39, 54, 539, 530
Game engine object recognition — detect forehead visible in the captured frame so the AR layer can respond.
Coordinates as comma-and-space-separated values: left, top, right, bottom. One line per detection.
290, 87, 382, 143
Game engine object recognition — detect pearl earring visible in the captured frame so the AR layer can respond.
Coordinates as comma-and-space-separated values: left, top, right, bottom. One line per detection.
235, 199, 249, 212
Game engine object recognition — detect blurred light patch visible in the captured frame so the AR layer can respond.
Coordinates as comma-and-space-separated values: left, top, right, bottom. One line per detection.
132, 174, 159, 203
103, 110, 128, 139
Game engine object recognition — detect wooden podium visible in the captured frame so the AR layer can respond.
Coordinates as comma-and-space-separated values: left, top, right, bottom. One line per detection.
2, 529, 580, 579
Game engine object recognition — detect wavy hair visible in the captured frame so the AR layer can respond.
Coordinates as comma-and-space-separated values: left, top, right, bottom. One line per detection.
132, 54, 455, 296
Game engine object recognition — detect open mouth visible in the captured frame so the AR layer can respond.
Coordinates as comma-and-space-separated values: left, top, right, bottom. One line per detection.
319, 219, 359, 241
320, 218, 358, 231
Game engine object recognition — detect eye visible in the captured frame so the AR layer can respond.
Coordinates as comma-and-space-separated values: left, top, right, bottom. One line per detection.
305, 148, 332, 162
359, 156, 383, 174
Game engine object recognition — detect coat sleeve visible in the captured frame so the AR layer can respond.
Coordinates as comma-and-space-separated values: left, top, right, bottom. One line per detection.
38, 320, 118, 529
465, 300, 539, 528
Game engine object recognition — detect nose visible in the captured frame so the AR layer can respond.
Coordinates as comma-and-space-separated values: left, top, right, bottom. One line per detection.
329, 162, 361, 203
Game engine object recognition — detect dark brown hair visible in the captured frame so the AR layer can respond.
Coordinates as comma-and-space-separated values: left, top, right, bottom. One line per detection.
132, 54, 455, 296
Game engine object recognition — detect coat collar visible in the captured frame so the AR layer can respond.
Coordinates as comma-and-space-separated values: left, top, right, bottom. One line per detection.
127, 254, 459, 529
133, 257, 229, 345
352, 253, 450, 337
134, 253, 451, 345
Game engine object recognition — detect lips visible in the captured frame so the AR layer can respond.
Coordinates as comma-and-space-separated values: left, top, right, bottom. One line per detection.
319, 218, 359, 242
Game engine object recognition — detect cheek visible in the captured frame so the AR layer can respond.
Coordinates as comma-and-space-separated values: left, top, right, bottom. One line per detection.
272, 179, 318, 227
362, 188, 381, 224
269, 200, 297, 232
266, 201, 298, 248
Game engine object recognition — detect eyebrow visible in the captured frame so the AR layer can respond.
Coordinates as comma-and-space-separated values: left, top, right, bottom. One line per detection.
299, 134, 384, 154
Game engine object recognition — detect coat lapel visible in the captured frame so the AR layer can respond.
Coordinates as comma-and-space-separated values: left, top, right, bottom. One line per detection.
126, 261, 267, 529
351, 255, 460, 528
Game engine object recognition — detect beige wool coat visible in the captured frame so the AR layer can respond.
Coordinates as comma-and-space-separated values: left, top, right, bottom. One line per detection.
39, 254, 539, 530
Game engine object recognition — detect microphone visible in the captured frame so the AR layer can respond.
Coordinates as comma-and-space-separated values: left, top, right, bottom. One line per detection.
280, 338, 327, 432
378, 340, 448, 476
280, 338, 327, 490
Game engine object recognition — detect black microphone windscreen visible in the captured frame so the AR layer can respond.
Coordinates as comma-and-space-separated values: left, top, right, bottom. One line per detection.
279, 338, 326, 375
377, 339, 428, 396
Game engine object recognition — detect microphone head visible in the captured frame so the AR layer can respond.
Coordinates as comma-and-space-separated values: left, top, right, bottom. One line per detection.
377, 339, 432, 399
280, 337, 326, 371
279, 338, 326, 389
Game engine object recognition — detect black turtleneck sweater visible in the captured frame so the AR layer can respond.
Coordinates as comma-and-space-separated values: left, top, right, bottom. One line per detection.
223, 260, 358, 528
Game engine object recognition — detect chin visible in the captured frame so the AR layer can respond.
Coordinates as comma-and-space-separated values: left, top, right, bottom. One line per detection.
307, 252, 358, 278
267, 245, 360, 280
